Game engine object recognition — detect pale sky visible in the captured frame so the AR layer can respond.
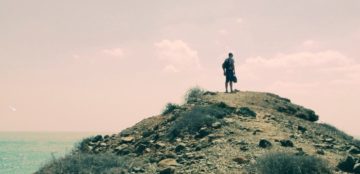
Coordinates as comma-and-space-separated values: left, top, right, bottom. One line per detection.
1, 0, 359, 136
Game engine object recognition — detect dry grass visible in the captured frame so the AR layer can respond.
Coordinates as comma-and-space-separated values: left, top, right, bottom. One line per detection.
255, 152, 332, 174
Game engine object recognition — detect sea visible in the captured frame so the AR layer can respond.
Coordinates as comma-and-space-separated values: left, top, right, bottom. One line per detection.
0, 132, 104, 174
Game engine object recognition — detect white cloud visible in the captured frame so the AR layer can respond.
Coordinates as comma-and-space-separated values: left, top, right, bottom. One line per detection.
237, 50, 360, 91
154, 40, 201, 72
102, 48, 124, 57
237, 50, 360, 132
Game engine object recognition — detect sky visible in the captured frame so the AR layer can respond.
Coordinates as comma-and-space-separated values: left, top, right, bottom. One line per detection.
1, 0, 360, 136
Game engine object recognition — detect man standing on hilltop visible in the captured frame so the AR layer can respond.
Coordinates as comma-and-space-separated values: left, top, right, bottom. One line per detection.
222, 52, 237, 93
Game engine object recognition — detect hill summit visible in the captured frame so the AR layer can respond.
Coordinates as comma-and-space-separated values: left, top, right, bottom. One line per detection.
37, 89, 360, 174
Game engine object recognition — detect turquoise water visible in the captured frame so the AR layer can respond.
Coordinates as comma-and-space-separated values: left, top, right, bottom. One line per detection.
0, 132, 99, 174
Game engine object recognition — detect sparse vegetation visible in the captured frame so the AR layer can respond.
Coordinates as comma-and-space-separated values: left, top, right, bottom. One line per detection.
168, 106, 216, 139
255, 152, 332, 174
76, 136, 95, 153
167, 103, 234, 139
36, 153, 128, 174
185, 87, 204, 103
317, 123, 353, 141
162, 103, 181, 115
236, 107, 256, 117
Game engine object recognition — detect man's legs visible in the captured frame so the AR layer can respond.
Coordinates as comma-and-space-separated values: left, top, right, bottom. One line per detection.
225, 81, 228, 93
230, 81, 233, 92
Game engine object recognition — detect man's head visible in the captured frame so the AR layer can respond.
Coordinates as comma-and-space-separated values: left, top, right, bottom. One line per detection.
228, 52, 233, 58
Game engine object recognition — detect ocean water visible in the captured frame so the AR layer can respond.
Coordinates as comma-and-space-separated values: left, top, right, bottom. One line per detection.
0, 132, 100, 174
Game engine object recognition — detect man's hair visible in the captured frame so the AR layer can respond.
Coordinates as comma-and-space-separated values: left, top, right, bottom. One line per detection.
229, 52, 233, 57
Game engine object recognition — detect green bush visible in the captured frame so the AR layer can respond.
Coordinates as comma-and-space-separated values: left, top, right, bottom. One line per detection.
36, 153, 128, 174
236, 107, 256, 117
168, 106, 215, 139
185, 87, 204, 103
317, 123, 353, 141
255, 152, 332, 174
162, 103, 181, 115
166, 103, 234, 139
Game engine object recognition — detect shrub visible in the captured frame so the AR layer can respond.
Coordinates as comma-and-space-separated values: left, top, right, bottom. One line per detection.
185, 87, 204, 103
168, 106, 216, 139
36, 153, 128, 174
317, 123, 353, 141
162, 103, 181, 115
236, 107, 256, 117
166, 103, 235, 139
255, 152, 332, 174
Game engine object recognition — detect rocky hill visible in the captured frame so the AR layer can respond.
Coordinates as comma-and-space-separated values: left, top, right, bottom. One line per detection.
37, 90, 360, 174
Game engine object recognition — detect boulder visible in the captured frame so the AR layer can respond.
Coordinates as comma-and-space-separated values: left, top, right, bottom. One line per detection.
348, 146, 360, 154
211, 122, 222, 129
353, 163, 360, 174
195, 127, 211, 139
175, 143, 187, 153
297, 125, 307, 133
159, 167, 175, 174
259, 139, 272, 148
316, 149, 325, 155
92, 135, 103, 142
280, 139, 294, 147
135, 144, 147, 154
338, 155, 356, 172
121, 136, 134, 143
158, 158, 179, 168
232, 157, 248, 164
155, 142, 166, 149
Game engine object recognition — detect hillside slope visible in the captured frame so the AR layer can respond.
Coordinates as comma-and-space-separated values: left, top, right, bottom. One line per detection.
37, 90, 360, 174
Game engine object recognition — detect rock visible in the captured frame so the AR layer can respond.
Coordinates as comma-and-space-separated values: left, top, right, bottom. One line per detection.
280, 139, 294, 147
232, 157, 248, 164
121, 136, 134, 143
159, 167, 175, 174
297, 125, 307, 133
100, 142, 107, 147
175, 143, 186, 153
236, 107, 256, 117
253, 129, 262, 135
224, 117, 235, 124
158, 158, 179, 168
240, 145, 249, 151
316, 149, 325, 155
348, 146, 360, 154
132, 167, 144, 173
211, 122, 222, 129
323, 138, 335, 143
114, 144, 131, 155
314, 143, 333, 149
195, 127, 211, 139
353, 163, 360, 174
259, 139, 272, 148
135, 144, 147, 154
338, 155, 356, 172
155, 142, 166, 149
92, 135, 103, 142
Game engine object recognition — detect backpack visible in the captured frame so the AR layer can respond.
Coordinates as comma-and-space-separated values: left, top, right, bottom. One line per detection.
222, 58, 234, 70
